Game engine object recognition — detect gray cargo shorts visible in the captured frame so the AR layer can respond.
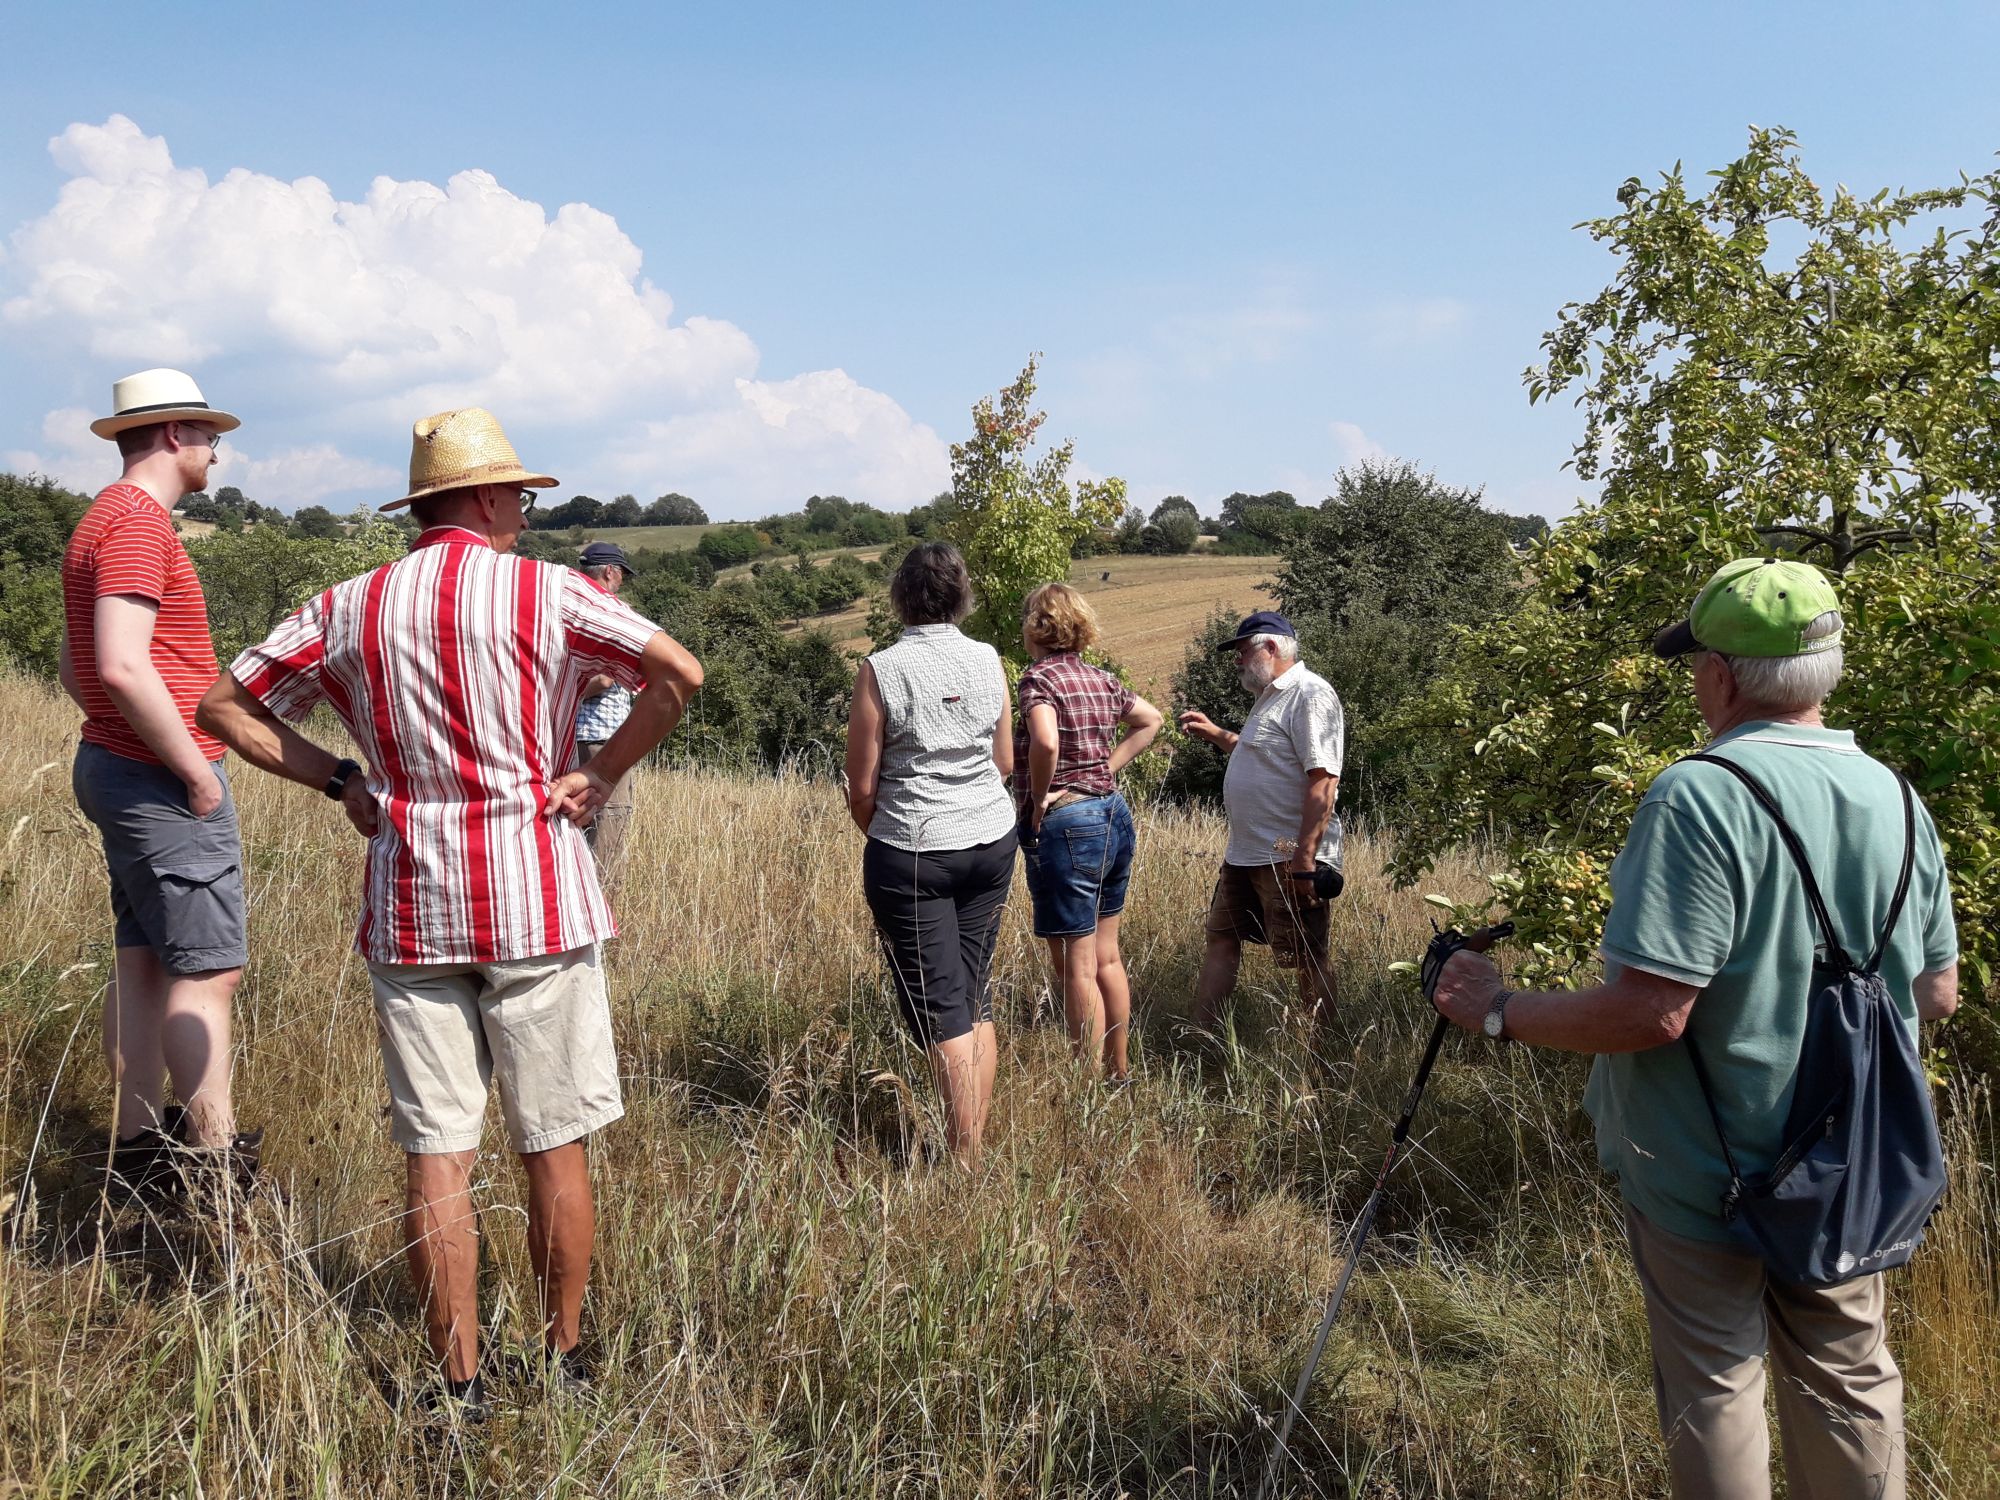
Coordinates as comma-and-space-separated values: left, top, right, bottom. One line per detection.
73, 741, 249, 974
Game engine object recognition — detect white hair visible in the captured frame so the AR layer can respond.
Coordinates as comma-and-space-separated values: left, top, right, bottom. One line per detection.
583, 563, 625, 588
1716, 611, 1843, 711
1250, 632, 1300, 664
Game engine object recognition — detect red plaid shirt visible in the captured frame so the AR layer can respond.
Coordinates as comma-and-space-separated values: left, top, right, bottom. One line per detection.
1012, 651, 1136, 804
230, 527, 661, 965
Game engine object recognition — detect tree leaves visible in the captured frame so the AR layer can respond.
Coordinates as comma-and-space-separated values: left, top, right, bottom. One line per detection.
946, 357, 1127, 653
1390, 129, 2000, 1000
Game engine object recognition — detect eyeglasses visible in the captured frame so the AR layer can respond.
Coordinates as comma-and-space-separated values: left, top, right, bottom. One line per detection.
518, 488, 538, 515
178, 423, 222, 453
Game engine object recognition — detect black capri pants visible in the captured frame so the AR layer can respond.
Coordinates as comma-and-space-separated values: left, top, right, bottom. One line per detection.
862, 831, 1018, 1047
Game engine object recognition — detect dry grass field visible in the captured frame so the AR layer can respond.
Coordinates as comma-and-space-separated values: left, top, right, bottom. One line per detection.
2, 667, 1996, 1498
803, 552, 1278, 696
573, 523, 720, 553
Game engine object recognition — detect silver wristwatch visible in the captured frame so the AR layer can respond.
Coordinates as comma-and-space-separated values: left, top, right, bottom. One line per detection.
1482, 988, 1515, 1041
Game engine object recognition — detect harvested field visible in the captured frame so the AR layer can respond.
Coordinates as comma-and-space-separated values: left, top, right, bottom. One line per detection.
801, 552, 1278, 696
571, 522, 719, 552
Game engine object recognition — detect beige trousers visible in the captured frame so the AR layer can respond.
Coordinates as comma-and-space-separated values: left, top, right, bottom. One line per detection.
576, 739, 634, 884
1624, 1204, 1905, 1500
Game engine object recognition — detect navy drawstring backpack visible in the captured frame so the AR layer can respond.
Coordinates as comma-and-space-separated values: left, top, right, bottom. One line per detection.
1679, 753, 1948, 1287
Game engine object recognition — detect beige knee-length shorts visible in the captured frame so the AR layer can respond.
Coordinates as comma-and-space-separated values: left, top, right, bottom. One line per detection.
367, 943, 623, 1154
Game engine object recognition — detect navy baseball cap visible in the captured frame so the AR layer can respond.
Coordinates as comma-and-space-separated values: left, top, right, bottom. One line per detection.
1214, 610, 1297, 652
578, 540, 631, 570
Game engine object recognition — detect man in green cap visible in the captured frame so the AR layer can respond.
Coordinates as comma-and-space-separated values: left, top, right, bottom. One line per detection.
1432, 557, 1960, 1499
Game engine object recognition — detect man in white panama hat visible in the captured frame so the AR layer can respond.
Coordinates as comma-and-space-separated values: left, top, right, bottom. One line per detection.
61, 368, 260, 1204
199, 406, 704, 1418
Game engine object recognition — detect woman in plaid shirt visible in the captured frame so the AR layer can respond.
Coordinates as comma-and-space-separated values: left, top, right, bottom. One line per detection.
1015, 583, 1164, 1081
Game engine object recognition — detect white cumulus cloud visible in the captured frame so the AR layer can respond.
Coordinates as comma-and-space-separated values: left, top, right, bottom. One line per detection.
1329, 419, 1388, 467
2, 116, 948, 513
4, 403, 400, 510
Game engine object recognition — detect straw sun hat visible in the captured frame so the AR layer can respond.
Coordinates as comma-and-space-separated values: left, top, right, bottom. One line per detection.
90, 368, 241, 440
380, 407, 558, 512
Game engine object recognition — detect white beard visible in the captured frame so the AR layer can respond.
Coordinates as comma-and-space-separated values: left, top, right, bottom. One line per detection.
1239, 660, 1278, 693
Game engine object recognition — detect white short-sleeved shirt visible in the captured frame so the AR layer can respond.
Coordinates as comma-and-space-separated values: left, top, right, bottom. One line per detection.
1222, 660, 1345, 868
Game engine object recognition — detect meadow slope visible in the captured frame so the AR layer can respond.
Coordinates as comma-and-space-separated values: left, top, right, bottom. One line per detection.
2, 670, 1995, 1498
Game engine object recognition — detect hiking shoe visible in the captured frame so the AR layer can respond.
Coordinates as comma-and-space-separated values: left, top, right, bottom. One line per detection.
548, 1346, 595, 1396
106, 1128, 177, 1207
173, 1130, 265, 1208
505, 1344, 596, 1399
412, 1373, 492, 1425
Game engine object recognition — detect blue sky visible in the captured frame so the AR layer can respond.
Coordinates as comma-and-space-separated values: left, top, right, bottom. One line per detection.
3, 1, 1996, 520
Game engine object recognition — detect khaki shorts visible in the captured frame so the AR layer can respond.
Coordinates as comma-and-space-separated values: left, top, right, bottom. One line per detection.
1204, 862, 1330, 971
368, 944, 623, 1155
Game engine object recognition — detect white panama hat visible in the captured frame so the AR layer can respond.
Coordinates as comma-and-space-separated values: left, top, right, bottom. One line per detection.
90, 368, 241, 441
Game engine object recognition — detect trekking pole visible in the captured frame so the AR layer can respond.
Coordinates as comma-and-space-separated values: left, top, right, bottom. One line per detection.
1256, 918, 1515, 1500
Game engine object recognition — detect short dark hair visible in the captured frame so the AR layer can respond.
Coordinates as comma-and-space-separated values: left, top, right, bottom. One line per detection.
889, 541, 974, 626
114, 423, 167, 460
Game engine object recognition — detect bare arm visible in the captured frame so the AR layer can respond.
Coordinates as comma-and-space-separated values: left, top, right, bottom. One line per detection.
1915, 964, 1959, 1022
544, 632, 705, 824
1106, 694, 1163, 777
96, 593, 223, 814
990, 671, 1015, 782
845, 660, 885, 836
1175, 708, 1238, 753
1434, 950, 1703, 1054
1289, 768, 1338, 875
1026, 702, 1059, 826
196, 673, 381, 835
58, 632, 85, 711
582, 672, 617, 698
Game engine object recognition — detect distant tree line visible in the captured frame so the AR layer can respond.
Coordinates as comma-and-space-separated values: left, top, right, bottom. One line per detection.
0, 457, 1548, 789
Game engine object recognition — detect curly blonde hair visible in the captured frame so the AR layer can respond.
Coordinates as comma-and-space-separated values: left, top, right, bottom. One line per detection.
1021, 582, 1100, 654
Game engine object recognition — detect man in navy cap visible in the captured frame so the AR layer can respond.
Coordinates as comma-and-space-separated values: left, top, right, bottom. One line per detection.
1178, 610, 1345, 1027
573, 541, 639, 879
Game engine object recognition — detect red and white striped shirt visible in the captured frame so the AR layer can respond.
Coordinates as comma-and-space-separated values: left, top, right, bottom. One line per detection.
230, 527, 661, 965
62, 483, 226, 764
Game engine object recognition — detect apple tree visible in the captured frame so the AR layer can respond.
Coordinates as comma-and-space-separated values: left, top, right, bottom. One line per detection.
1390, 128, 1999, 1006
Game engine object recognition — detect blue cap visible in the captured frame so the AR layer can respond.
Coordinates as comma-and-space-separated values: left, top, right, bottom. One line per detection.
1215, 610, 1297, 652
578, 540, 631, 570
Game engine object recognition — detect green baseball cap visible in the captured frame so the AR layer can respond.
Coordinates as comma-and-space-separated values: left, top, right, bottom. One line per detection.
1652, 556, 1843, 659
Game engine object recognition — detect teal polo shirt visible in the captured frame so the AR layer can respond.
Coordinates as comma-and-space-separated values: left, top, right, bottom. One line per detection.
1585, 721, 1959, 1242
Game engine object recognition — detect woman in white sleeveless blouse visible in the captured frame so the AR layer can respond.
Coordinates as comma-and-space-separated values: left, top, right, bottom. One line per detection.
845, 543, 1017, 1164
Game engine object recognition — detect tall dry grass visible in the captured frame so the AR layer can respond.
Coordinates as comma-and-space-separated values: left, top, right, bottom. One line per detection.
0, 668, 1994, 1498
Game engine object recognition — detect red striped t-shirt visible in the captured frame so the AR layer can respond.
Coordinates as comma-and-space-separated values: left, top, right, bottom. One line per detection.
61, 483, 225, 764
229, 527, 663, 965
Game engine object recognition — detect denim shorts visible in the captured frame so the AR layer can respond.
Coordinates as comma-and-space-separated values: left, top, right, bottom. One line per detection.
72, 741, 248, 974
1022, 791, 1136, 939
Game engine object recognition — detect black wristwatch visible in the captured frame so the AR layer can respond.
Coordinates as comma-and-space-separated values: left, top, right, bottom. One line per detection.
324, 757, 363, 800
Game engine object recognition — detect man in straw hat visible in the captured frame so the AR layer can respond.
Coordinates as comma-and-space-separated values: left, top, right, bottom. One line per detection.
198, 407, 704, 1417
61, 368, 261, 1203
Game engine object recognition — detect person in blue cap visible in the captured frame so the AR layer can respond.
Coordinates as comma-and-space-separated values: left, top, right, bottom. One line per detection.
573, 541, 638, 879
1177, 610, 1345, 1027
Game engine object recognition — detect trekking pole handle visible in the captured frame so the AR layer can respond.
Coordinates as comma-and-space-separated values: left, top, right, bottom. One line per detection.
1418, 919, 1514, 1003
